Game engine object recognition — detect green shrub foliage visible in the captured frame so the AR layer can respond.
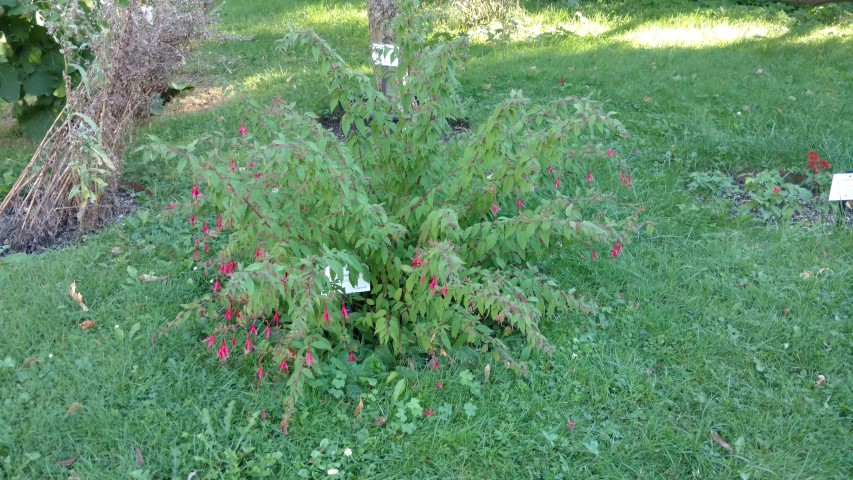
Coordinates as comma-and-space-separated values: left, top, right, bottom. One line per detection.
148, 7, 634, 431
0, 0, 95, 140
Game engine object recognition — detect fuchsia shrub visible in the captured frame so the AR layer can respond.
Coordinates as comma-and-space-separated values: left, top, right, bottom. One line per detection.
148, 9, 636, 432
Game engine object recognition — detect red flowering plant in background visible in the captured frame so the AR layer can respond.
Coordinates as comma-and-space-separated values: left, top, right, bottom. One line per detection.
805, 151, 833, 194
147, 4, 637, 433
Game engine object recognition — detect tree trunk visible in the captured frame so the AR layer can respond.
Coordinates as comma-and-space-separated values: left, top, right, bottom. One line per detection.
367, 0, 399, 91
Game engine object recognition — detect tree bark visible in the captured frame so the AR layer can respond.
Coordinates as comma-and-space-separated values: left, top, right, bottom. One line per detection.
368, 0, 399, 45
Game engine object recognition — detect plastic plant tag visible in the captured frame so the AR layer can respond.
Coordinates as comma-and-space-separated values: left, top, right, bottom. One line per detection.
827, 173, 853, 201
371, 43, 399, 67
324, 266, 371, 294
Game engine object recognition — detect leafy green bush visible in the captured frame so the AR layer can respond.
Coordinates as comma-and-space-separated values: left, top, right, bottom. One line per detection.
0, 0, 96, 140
148, 6, 633, 432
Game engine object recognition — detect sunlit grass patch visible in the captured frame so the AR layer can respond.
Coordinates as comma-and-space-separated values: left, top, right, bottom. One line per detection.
621, 16, 788, 49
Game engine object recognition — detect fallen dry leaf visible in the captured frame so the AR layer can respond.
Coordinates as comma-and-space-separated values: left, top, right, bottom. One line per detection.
353, 395, 363, 416
712, 431, 732, 451
66, 403, 83, 415
372, 416, 386, 427
68, 281, 89, 312
782, 309, 791, 316
816, 267, 830, 276
22, 357, 38, 368
528, 66, 537, 71
643, 96, 653, 102
800, 271, 813, 279
134, 446, 144, 466
755, 68, 765, 76
58, 456, 77, 467
816, 374, 826, 387
138, 274, 169, 282
79, 320, 97, 330
484, 363, 491, 384
111, 247, 122, 256
187, 473, 197, 480
482, 83, 491, 90
557, 76, 565, 85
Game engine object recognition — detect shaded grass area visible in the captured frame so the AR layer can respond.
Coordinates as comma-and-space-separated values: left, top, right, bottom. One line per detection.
1, 0, 852, 478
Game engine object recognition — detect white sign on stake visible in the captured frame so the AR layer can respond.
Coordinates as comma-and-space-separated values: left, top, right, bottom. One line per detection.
371, 43, 399, 67
324, 266, 371, 294
827, 173, 853, 202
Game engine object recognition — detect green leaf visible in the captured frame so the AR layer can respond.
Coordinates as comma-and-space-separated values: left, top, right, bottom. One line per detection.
391, 378, 407, 403
23, 69, 59, 97
463, 402, 477, 418
0, 62, 20, 101
18, 105, 58, 141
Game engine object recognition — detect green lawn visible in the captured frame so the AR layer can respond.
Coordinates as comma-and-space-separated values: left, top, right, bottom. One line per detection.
1, 0, 852, 478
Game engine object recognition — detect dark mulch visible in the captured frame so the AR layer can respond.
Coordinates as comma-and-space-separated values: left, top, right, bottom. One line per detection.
0, 184, 141, 256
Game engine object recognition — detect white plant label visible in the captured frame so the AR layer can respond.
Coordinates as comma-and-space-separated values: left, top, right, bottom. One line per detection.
371, 43, 399, 67
827, 173, 853, 201
324, 266, 371, 294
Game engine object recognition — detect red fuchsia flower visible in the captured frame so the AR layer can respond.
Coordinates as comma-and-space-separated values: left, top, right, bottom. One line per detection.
225, 309, 233, 321
202, 223, 209, 234
304, 348, 314, 368
428, 274, 438, 293
567, 420, 576, 431
231, 336, 236, 347
341, 301, 350, 320
191, 183, 200, 205
348, 350, 357, 362
441, 285, 448, 297
821, 160, 830, 169
273, 311, 280, 327
216, 341, 229, 361
625, 174, 632, 186
214, 277, 221, 294
610, 241, 623, 259
411, 254, 423, 268
423, 409, 433, 416
204, 243, 210, 254
254, 248, 263, 259
431, 356, 440, 370
230, 159, 237, 172
205, 333, 216, 350
264, 324, 271, 340
555, 176, 561, 188
189, 214, 196, 227
249, 322, 258, 336
323, 308, 331, 325
239, 123, 248, 136
548, 165, 555, 175
165, 203, 176, 210
420, 275, 425, 284
244, 335, 254, 354
606, 148, 615, 158
436, 381, 444, 390
773, 187, 781, 194
193, 248, 199, 261
517, 197, 524, 209
491, 202, 500, 214
217, 214, 223, 230
257, 364, 264, 382
278, 357, 289, 372
586, 170, 594, 184
592, 250, 599, 262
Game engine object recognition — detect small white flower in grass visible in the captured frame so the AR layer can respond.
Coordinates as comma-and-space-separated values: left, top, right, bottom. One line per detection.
344, 448, 352, 457
115, 324, 120, 329
48, 354, 53, 359
327, 468, 339, 475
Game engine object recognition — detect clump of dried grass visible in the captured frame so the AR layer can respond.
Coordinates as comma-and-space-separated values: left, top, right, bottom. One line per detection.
0, 0, 218, 252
